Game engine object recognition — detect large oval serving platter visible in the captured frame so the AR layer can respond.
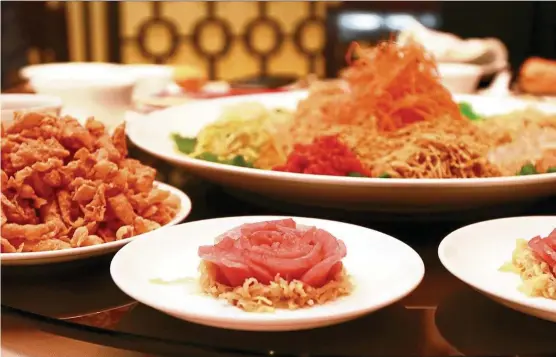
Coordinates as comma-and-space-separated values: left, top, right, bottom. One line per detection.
1, 182, 192, 266
126, 91, 556, 213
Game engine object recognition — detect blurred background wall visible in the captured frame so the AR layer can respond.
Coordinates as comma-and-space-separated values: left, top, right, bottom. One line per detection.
14, 1, 339, 80
2, 1, 555, 89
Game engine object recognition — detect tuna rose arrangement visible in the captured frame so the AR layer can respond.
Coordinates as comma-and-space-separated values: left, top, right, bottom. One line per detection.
198, 218, 353, 312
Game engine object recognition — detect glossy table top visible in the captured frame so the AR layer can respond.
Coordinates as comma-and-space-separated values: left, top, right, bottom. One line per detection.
2, 142, 556, 357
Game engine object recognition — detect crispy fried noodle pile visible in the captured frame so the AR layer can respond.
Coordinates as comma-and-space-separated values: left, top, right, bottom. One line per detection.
199, 261, 353, 312
1, 112, 181, 253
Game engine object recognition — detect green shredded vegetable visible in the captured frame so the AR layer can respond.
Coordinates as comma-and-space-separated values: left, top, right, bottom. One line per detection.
517, 163, 538, 176
197, 152, 254, 168
197, 152, 219, 162
516, 163, 556, 175
458, 102, 483, 121
172, 134, 197, 154
347, 172, 365, 177
227, 155, 253, 168
171, 133, 254, 168
378, 172, 391, 178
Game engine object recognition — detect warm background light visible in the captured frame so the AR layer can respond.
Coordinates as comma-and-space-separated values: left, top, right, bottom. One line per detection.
63, 1, 340, 80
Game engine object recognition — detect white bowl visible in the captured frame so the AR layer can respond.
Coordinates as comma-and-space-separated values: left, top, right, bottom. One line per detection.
122, 64, 174, 100
1, 94, 63, 127
22, 62, 170, 105
29, 71, 136, 132
20, 62, 121, 81
438, 63, 484, 94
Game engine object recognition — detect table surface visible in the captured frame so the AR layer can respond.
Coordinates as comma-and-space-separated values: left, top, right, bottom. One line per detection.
2, 86, 556, 357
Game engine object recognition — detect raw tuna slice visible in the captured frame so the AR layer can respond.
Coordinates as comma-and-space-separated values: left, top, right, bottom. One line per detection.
198, 218, 347, 287
213, 218, 296, 243
300, 229, 347, 286
546, 229, 556, 250
528, 230, 556, 273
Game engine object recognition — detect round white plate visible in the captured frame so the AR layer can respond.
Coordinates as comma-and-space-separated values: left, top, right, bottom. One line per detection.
438, 216, 556, 322
110, 215, 424, 331
1, 182, 192, 266
126, 91, 556, 213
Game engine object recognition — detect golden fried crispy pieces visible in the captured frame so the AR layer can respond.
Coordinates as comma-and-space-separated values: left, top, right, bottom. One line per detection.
1, 112, 180, 253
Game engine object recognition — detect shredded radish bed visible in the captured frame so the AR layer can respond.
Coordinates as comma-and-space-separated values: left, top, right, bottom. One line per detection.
199, 260, 353, 312
500, 229, 556, 300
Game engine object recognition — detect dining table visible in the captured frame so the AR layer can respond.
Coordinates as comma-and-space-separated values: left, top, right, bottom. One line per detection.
2, 83, 556, 357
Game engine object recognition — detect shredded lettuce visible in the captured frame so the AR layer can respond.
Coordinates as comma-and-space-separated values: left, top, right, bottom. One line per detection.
517, 163, 537, 175
172, 134, 255, 168
458, 102, 483, 121
517, 163, 556, 175
172, 134, 197, 154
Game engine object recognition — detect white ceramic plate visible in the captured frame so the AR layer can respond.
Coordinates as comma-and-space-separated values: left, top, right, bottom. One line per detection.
126, 91, 556, 213
110, 215, 424, 331
1, 182, 192, 266
438, 216, 556, 322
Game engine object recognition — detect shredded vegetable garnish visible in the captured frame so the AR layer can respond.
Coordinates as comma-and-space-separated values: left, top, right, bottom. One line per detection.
172, 134, 197, 154
501, 230, 556, 300
518, 163, 538, 175
292, 40, 462, 136
172, 102, 292, 169
459, 102, 483, 121
170, 40, 556, 179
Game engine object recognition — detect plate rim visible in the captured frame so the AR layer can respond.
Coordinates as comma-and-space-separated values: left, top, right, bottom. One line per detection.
1, 181, 192, 264
110, 215, 425, 326
438, 215, 556, 314
126, 91, 556, 188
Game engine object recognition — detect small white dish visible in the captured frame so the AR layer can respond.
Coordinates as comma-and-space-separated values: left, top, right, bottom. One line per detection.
438, 216, 556, 322
438, 63, 483, 94
110, 215, 425, 331
1, 182, 192, 266
1, 94, 63, 127
28, 68, 135, 133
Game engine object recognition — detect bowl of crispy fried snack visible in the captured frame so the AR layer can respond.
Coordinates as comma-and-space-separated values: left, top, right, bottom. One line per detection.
1, 112, 191, 265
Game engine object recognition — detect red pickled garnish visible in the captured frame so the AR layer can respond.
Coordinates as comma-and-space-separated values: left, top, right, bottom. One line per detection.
272, 135, 370, 177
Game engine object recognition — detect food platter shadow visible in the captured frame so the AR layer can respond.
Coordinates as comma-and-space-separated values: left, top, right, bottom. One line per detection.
435, 288, 556, 355
1, 253, 114, 276
115, 303, 424, 356
208, 186, 555, 246
1, 254, 132, 319
223, 187, 556, 224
